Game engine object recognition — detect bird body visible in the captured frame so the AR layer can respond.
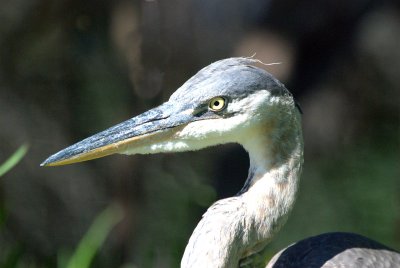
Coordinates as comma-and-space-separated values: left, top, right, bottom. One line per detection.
42, 57, 400, 267
266, 232, 400, 268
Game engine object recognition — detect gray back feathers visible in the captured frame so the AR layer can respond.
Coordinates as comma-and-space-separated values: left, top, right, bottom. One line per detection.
267, 232, 400, 268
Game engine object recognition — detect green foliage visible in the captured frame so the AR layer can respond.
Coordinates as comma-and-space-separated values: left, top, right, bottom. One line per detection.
63, 205, 123, 268
0, 146, 123, 268
0, 144, 28, 178
0, 206, 123, 268
0, 144, 28, 227
0, 145, 28, 267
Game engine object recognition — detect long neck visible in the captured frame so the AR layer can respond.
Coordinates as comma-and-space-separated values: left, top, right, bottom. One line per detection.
181, 111, 303, 267
239, 110, 303, 255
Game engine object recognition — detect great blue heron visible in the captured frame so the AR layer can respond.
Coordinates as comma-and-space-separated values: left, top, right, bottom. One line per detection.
42, 58, 400, 267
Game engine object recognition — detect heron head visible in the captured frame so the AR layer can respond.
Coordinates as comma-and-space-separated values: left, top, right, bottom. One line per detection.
41, 57, 297, 167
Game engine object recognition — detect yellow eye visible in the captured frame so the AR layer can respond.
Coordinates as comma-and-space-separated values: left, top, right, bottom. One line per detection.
209, 97, 227, 112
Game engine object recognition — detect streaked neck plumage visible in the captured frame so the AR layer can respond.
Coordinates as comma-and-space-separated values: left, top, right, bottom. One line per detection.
182, 108, 303, 267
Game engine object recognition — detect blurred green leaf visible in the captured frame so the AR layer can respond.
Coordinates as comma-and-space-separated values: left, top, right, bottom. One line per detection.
1, 245, 24, 268
0, 144, 29, 177
65, 205, 124, 268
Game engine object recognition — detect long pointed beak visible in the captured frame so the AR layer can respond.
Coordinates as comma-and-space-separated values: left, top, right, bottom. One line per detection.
41, 102, 195, 167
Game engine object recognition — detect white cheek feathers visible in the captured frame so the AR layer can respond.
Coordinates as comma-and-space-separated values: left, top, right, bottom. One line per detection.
173, 90, 276, 146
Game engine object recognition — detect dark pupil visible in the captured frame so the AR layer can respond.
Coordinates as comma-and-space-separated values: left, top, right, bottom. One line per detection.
214, 100, 220, 107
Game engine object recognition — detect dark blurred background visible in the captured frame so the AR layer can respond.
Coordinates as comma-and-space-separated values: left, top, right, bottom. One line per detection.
0, 0, 399, 267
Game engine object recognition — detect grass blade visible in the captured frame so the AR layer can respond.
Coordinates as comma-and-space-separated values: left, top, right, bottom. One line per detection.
66, 204, 124, 268
0, 144, 29, 177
